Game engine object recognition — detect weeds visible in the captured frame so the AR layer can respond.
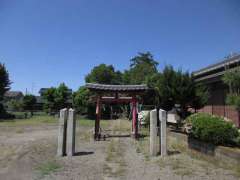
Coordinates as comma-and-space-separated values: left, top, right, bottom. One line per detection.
36, 160, 61, 178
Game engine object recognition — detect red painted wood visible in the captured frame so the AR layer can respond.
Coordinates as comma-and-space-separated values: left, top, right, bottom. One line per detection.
132, 96, 138, 139
100, 97, 132, 103
95, 96, 101, 140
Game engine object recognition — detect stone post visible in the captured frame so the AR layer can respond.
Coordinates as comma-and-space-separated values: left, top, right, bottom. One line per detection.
67, 108, 76, 156
57, 108, 68, 156
150, 109, 158, 156
159, 109, 167, 156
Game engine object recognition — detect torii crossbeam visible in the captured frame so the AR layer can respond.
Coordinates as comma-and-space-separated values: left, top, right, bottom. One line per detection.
85, 83, 148, 140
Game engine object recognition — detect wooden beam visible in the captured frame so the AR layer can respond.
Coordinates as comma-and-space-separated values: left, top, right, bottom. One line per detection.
100, 97, 133, 103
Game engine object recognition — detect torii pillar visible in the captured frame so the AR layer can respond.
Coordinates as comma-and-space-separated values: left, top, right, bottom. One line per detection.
95, 96, 101, 140
131, 96, 138, 139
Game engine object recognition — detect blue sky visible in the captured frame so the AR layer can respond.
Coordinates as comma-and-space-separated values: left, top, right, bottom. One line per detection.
0, 0, 240, 95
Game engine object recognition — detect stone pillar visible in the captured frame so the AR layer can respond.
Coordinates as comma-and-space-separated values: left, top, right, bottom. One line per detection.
159, 109, 167, 156
57, 108, 68, 156
150, 109, 158, 156
67, 108, 76, 156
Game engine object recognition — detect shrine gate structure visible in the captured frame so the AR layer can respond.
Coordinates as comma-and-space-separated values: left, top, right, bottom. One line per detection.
85, 83, 148, 140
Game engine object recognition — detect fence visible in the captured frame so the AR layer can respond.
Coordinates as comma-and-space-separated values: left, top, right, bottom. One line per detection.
197, 105, 240, 128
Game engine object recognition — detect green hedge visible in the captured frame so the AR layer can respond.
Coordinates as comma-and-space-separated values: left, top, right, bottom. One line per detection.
188, 113, 239, 145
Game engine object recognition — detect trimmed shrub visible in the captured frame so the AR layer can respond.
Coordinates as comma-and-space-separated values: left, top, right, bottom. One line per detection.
188, 113, 238, 145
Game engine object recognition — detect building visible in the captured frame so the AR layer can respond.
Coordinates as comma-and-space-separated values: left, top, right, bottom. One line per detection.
193, 53, 240, 127
4, 91, 24, 101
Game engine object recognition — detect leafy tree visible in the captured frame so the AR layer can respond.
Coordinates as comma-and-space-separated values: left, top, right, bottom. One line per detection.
0, 63, 11, 117
154, 65, 208, 119
42, 87, 57, 113
191, 84, 209, 112
42, 83, 71, 114
85, 64, 122, 84
154, 66, 177, 110
73, 86, 90, 113
55, 83, 71, 110
23, 94, 36, 116
123, 52, 159, 84
223, 68, 240, 110
7, 99, 23, 111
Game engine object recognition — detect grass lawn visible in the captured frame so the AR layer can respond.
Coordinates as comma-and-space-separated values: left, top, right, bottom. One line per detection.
0, 115, 58, 126
0, 113, 112, 128
77, 116, 118, 129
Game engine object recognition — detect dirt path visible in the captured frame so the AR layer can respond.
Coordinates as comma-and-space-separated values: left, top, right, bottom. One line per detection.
0, 119, 239, 180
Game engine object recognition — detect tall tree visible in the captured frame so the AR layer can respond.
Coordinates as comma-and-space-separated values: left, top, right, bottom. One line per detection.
191, 84, 209, 112
73, 86, 90, 113
7, 99, 23, 112
55, 83, 71, 110
154, 65, 208, 119
124, 52, 159, 84
23, 94, 36, 116
43, 83, 71, 113
42, 87, 57, 113
0, 63, 11, 116
85, 64, 122, 84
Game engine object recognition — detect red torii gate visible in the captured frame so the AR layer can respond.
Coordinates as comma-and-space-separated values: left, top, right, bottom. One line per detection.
85, 83, 148, 140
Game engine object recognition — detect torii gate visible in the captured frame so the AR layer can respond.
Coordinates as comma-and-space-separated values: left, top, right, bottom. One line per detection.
85, 83, 148, 140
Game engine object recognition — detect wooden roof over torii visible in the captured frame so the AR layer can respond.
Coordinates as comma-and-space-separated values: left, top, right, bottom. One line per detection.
85, 83, 148, 140
85, 83, 148, 93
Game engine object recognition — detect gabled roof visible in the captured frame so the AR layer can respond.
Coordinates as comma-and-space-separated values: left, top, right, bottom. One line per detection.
85, 83, 148, 92
4, 91, 23, 98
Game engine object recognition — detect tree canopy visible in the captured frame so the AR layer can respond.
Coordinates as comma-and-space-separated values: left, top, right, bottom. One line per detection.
151, 65, 208, 118
23, 94, 36, 116
73, 86, 90, 114
42, 83, 71, 113
85, 64, 123, 85
0, 63, 11, 101
124, 52, 159, 84
0, 63, 11, 117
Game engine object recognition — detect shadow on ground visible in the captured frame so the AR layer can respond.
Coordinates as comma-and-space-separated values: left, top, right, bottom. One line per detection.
74, 151, 94, 156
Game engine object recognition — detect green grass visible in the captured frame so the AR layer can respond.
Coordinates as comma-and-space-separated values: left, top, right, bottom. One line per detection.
77, 117, 111, 128
112, 119, 131, 132
0, 115, 57, 126
0, 114, 112, 128
36, 160, 61, 177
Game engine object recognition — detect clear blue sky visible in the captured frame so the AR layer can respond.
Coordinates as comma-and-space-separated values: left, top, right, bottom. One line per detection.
0, 0, 240, 95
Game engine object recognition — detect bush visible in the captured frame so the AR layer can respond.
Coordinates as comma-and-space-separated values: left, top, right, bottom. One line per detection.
188, 113, 238, 145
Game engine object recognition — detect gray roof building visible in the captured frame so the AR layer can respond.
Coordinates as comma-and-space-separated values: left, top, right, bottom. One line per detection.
4, 91, 23, 99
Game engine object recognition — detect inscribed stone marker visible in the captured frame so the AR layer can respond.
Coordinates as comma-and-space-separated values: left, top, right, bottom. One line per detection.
67, 108, 76, 156
57, 108, 68, 156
